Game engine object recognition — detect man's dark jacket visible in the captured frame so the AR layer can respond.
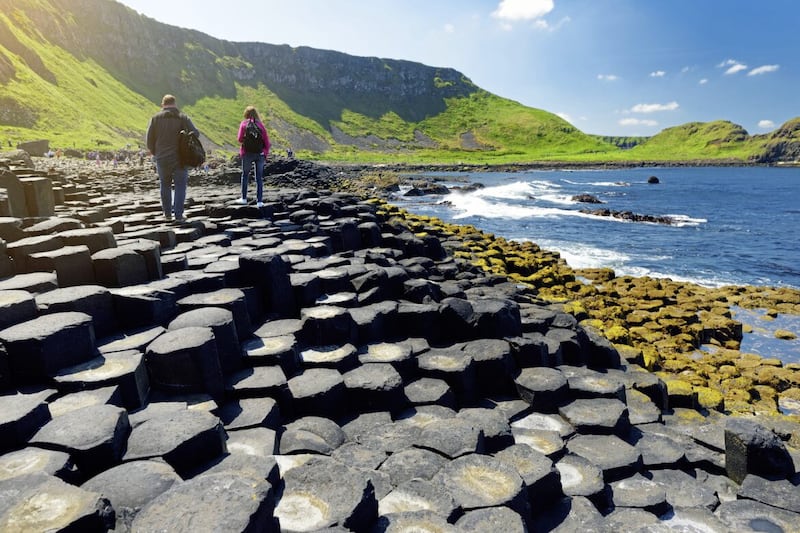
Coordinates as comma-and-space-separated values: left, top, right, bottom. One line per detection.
145, 106, 199, 165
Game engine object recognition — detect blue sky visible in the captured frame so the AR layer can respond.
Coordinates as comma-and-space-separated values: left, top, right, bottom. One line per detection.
117, 0, 797, 137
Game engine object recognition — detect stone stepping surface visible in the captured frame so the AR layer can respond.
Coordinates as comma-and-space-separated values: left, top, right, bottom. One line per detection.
0, 168, 797, 531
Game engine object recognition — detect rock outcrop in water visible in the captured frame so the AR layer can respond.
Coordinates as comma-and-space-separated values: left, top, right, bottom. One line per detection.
0, 153, 798, 531
579, 208, 675, 225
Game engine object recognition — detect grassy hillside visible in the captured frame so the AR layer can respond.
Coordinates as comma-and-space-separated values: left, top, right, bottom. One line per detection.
0, 10, 155, 150
622, 120, 757, 161
321, 92, 618, 163
1, 0, 798, 164
0, 4, 614, 162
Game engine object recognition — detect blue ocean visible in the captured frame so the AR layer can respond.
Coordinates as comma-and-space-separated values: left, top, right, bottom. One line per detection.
391, 166, 800, 363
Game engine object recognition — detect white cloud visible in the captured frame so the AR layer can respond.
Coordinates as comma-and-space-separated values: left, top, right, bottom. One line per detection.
444, 23, 455, 33
619, 118, 658, 127
630, 101, 679, 114
699, 78, 708, 85
597, 74, 618, 81
718, 59, 747, 75
556, 112, 572, 122
535, 15, 571, 31
725, 63, 748, 75
650, 70, 666, 78
758, 120, 776, 129
492, 0, 554, 21
748, 64, 780, 76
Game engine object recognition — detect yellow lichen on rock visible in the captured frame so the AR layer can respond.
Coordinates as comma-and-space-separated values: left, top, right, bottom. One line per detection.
774, 329, 797, 340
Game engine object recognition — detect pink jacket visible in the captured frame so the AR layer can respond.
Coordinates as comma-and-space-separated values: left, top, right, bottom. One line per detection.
237, 119, 271, 157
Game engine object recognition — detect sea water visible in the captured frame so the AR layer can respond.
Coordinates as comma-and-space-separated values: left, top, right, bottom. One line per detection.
391, 166, 800, 363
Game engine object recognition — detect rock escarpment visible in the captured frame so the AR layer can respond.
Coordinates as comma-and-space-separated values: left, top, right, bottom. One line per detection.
0, 156, 798, 531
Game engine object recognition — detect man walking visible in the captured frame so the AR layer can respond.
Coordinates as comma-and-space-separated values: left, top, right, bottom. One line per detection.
145, 94, 199, 222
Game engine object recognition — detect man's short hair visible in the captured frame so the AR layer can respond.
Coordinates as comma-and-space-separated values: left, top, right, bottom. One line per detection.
161, 94, 176, 107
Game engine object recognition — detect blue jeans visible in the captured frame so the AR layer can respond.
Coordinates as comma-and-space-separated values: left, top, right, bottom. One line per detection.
156, 159, 188, 219
241, 152, 264, 202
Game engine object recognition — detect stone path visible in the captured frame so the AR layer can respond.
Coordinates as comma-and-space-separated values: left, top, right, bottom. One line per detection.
0, 156, 798, 532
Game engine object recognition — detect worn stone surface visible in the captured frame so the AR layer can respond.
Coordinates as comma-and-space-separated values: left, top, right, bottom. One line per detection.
0, 472, 114, 532
30, 404, 130, 476
132, 472, 276, 532
81, 460, 181, 531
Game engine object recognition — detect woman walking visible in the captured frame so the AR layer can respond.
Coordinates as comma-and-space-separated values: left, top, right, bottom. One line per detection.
236, 106, 271, 207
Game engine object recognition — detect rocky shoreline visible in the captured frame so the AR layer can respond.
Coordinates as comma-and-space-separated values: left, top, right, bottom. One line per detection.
0, 152, 798, 531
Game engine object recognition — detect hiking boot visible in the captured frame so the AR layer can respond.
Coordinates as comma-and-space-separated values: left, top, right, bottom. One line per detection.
235, 198, 247, 205
257, 201, 264, 208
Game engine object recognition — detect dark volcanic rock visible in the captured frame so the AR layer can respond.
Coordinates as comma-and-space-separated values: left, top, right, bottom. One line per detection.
0, 389, 52, 453
724, 417, 794, 483
0, 472, 114, 532
81, 460, 181, 531
571, 193, 603, 204
123, 409, 227, 477
274, 456, 377, 531
30, 404, 130, 476
580, 207, 674, 225
132, 472, 276, 532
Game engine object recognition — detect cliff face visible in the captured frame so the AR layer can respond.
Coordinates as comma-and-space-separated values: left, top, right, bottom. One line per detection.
238, 43, 475, 124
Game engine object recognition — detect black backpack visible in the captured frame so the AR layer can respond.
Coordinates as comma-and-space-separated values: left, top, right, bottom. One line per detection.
178, 115, 205, 168
243, 119, 264, 153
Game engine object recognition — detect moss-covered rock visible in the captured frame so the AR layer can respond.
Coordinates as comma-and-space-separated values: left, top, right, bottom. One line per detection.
695, 386, 725, 411
774, 329, 797, 340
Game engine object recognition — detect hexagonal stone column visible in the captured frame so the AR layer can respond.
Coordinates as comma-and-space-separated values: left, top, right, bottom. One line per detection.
58, 227, 117, 254
514, 366, 569, 413
177, 288, 252, 341
27, 244, 94, 287
300, 305, 357, 346
30, 404, 130, 476
81, 460, 181, 531
437, 453, 530, 520
287, 368, 346, 419
343, 363, 406, 413
132, 472, 276, 532
0, 311, 95, 382
168, 307, 241, 374
124, 409, 227, 478
52, 349, 149, 409
0, 472, 114, 531
144, 326, 224, 399
274, 456, 377, 531
0, 289, 37, 330
724, 417, 794, 484
0, 389, 52, 453
92, 248, 148, 287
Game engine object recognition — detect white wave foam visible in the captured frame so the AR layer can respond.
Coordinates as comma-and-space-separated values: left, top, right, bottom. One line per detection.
516, 237, 732, 287
667, 214, 707, 227
473, 181, 538, 200
472, 180, 560, 200
447, 194, 567, 220
517, 238, 631, 270
562, 179, 630, 187
539, 193, 576, 205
